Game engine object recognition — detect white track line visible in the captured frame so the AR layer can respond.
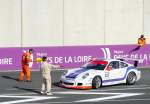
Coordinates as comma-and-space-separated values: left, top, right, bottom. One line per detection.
40, 102, 73, 104
75, 93, 143, 102
54, 91, 131, 95
3, 92, 37, 96
0, 95, 59, 104
6, 87, 61, 91
105, 98, 150, 102
54, 91, 143, 102
91, 86, 150, 92
0, 91, 144, 103
125, 85, 150, 87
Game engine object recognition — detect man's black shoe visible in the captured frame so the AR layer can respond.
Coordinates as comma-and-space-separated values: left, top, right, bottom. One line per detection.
17, 79, 23, 82
25, 80, 32, 82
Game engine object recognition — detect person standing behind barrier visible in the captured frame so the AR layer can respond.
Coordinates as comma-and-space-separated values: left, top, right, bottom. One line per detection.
138, 34, 146, 46
40, 56, 60, 95
18, 49, 34, 82
129, 35, 146, 53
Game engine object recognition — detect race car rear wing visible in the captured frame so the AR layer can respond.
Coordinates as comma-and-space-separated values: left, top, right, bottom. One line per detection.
117, 58, 143, 67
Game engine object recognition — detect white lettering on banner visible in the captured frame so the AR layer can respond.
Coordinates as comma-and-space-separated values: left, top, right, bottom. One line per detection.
54, 57, 63, 64
64, 56, 73, 63
130, 54, 148, 61
36, 53, 92, 64
143, 54, 148, 60
36, 53, 47, 57
130, 54, 138, 59
47, 57, 53, 63
113, 49, 150, 64
114, 55, 129, 59
0, 58, 12, 65
114, 50, 123, 54
53, 56, 92, 64
74, 56, 92, 63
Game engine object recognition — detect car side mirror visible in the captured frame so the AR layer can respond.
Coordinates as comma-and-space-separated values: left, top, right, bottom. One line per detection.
106, 66, 112, 71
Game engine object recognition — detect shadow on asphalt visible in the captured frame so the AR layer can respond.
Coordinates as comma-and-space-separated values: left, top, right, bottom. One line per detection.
52, 82, 60, 87
13, 86, 40, 94
1, 75, 18, 81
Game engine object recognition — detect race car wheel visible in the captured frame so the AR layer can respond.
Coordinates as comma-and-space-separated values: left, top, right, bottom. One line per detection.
126, 72, 137, 85
92, 76, 102, 89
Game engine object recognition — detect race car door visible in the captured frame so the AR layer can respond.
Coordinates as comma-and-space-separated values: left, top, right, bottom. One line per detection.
107, 61, 126, 82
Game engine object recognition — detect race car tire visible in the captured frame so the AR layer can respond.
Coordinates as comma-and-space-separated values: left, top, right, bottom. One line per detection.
92, 76, 102, 89
126, 72, 137, 85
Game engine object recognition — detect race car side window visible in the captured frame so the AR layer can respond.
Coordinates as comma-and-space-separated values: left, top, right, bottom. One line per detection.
108, 61, 119, 69
120, 62, 128, 68
96, 64, 106, 70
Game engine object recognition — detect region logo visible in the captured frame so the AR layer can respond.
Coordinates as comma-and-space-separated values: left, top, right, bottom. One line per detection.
101, 48, 111, 59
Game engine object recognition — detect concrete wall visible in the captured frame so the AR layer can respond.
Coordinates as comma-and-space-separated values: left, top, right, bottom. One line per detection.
144, 0, 150, 43
0, 0, 149, 47
0, 0, 21, 47
22, 0, 63, 46
63, 0, 105, 45
105, 0, 143, 44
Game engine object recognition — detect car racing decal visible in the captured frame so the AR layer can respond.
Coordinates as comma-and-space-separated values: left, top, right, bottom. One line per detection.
66, 68, 91, 78
105, 72, 109, 77
102, 66, 137, 83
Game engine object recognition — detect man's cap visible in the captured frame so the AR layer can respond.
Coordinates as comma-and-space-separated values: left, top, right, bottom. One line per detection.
42, 56, 47, 61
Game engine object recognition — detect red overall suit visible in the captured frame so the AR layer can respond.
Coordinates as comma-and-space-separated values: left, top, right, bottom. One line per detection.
19, 52, 32, 81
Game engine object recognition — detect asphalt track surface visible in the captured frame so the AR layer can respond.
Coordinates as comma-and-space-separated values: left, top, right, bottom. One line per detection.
0, 68, 150, 104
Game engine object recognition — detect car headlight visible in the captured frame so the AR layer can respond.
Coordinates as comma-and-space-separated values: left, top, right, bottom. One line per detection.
82, 73, 89, 79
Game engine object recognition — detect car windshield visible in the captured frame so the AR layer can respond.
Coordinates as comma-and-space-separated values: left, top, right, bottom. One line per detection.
81, 61, 107, 70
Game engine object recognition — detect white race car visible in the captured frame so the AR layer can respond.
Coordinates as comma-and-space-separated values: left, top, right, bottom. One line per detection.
60, 58, 141, 89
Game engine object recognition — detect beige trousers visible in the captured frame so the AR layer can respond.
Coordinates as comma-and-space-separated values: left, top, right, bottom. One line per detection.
41, 76, 51, 92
